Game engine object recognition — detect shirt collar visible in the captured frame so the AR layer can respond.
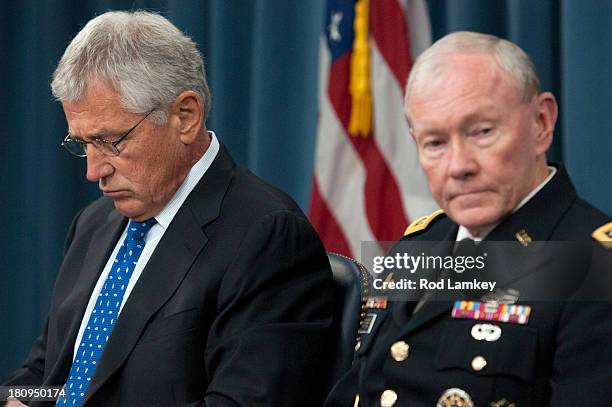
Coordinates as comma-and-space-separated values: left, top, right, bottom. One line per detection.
153, 130, 220, 230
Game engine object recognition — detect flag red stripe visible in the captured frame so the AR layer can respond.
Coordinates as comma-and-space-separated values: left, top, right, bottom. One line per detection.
370, 0, 413, 88
327, 53, 409, 242
309, 177, 353, 256
358, 137, 410, 241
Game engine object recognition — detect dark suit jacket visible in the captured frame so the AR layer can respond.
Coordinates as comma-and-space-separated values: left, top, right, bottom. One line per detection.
5, 145, 334, 406
325, 165, 612, 406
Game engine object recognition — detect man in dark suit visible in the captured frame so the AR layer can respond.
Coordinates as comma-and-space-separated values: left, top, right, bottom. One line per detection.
325, 32, 611, 406
3, 11, 334, 407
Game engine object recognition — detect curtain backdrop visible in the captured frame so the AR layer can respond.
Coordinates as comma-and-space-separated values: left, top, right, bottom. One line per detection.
1, 0, 610, 378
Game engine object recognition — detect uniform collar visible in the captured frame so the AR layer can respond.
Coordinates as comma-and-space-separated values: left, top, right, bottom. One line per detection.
484, 163, 576, 242
456, 165, 559, 242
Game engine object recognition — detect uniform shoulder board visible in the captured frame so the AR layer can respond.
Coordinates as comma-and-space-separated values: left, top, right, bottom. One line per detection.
404, 209, 445, 237
592, 221, 612, 249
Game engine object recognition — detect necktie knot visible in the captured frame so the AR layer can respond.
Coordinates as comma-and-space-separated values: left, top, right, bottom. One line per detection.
454, 237, 478, 257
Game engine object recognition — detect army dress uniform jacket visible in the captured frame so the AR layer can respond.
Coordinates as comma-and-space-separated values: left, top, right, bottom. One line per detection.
4, 144, 335, 407
325, 165, 611, 407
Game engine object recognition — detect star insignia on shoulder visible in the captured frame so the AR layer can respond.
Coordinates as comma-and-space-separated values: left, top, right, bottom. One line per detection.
404, 209, 445, 237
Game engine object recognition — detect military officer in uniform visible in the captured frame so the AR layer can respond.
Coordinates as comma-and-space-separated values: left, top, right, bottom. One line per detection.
325, 32, 611, 407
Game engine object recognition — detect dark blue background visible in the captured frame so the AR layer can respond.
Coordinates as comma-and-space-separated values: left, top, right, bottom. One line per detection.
1, 0, 610, 378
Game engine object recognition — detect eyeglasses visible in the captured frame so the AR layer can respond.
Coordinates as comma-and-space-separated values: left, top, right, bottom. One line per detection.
61, 110, 154, 157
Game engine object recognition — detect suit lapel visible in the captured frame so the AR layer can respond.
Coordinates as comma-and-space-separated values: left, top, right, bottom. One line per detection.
46, 210, 127, 386
83, 207, 208, 403
82, 144, 236, 404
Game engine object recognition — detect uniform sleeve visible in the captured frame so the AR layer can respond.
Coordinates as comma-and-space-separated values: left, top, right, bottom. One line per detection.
550, 245, 612, 405
549, 301, 612, 405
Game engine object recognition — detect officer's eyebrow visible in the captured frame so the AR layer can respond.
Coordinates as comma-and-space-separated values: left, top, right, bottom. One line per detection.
411, 104, 502, 138
457, 107, 501, 127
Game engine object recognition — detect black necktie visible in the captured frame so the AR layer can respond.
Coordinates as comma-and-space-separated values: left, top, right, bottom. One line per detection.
413, 238, 478, 314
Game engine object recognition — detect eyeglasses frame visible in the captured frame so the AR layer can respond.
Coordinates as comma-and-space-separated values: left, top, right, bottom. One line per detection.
61, 110, 154, 157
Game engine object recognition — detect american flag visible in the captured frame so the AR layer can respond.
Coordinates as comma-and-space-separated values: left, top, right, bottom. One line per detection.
310, 0, 437, 260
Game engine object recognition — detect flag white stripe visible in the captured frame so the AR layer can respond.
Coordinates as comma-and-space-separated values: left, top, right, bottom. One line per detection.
370, 41, 438, 220
315, 38, 380, 259
312, 3, 435, 259
398, 0, 432, 60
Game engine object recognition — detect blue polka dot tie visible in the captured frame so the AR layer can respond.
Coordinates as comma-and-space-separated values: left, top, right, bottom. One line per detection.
57, 219, 156, 406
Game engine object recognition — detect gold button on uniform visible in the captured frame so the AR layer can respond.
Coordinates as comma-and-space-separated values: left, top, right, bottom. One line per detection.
354, 341, 361, 352
380, 389, 398, 407
471, 355, 487, 371
390, 341, 410, 362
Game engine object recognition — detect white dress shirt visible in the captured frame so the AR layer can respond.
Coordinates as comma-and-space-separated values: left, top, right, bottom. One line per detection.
72, 131, 220, 359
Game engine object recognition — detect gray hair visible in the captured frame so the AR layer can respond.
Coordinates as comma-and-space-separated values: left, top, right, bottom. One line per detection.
51, 10, 210, 124
405, 31, 540, 104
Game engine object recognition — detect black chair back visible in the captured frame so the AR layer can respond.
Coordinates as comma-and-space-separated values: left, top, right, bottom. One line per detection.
327, 252, 367, 386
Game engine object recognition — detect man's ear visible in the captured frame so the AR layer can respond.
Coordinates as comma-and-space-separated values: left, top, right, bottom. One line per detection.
171, 90, 205, 145
533, 92, 558, 155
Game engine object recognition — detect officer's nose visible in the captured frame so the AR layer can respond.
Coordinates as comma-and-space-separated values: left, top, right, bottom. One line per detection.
447, 139, 478, 180
86, 147, 114, 182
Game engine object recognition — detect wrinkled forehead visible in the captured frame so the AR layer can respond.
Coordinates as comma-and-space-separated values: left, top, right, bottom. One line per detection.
406, 53, 521, 117
63, 82, 132, 136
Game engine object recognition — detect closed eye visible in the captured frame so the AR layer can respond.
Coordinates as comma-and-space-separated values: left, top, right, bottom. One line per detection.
69, 136, 88, 146
423, 138, 446, 149
467, 125, 497, 147
468, 125, 494, 137
91, 137, 115, 145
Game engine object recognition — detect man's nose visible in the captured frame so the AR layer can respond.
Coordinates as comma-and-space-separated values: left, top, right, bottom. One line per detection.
447, 139, 478, 180
86, 147, 114, 182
